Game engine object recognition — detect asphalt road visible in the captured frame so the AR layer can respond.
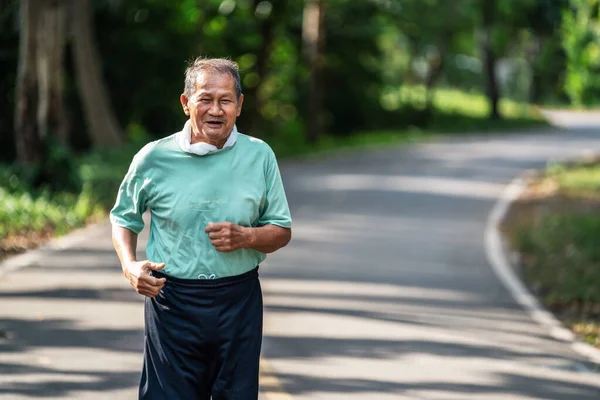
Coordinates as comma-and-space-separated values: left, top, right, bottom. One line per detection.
1, 111, 600, 399
259, 111, 600, 399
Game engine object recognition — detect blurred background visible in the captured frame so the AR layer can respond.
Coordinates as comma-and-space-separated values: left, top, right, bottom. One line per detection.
0, 1, 591, 180
3, 0, 599, 270
1, 0, 600, 287
2, 1, 600, 397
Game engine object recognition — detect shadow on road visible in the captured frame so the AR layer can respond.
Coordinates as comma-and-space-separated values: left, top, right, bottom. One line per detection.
2, 127, 600, 399
261, 128, 600, 398
0, 364, 140, 398
261, 371, 600, 399
0, 287, 140, 302
0, 238, 144, 398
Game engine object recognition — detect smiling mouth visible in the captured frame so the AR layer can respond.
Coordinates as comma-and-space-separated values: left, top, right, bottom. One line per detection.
206, 121, 224, 128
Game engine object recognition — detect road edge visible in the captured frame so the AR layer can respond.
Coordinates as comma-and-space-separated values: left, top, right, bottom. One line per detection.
0, 220, 111, 278
484, 171, 600, 371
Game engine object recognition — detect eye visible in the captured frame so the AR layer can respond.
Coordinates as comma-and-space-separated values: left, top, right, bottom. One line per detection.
199, 98, 211, 104
221, 99, 232, 104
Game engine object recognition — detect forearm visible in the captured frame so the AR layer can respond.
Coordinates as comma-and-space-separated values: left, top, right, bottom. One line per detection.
112, 225, 139, 274
246, 224, 291, 253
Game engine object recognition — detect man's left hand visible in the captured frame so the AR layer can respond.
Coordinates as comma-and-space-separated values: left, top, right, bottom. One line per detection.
205, 222, 252, 252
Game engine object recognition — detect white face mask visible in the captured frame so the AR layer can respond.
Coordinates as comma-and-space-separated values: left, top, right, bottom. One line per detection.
176, 119, 238, 156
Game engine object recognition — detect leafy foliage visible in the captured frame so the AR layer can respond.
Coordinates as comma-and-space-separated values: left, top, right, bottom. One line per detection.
0, 134, 147, 245
3, 0, 575, 165
562, 0, 600, 106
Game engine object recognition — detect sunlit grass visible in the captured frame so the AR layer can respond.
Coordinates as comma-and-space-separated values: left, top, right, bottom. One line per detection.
273, 86, 547, 160
385, 85, 544, 121
0, 183, 104, 254
505, 161, 600, 348
0, 141, 140, 254
546, 162, 600, 195
571, 321, 600, 347
270, 128, 431, 160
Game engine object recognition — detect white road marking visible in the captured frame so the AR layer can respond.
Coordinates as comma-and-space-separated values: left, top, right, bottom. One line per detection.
484, 173, 600, 372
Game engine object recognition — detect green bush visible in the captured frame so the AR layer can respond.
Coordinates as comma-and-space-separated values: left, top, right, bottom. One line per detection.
0, 136, 143, 243
0, 187, 103, 241
3, 134, 84, 195
562, 0, 600, 106
518, 212, 600, 306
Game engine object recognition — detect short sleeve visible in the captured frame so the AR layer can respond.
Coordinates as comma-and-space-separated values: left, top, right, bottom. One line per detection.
109, 150, 152, 234
257, 149, 292, 228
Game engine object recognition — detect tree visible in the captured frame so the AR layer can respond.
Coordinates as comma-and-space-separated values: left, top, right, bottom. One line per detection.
245, 0, 281, 134
70, 0, 123, 147
382, 0, 471, 114
14, 0, 123, 167
303, 0, 325, 143
481, 0, 500, 120
562, 0, 600, 106
37, 0, 68, 144
522, 0, 569, 104
0, 1, 19, 162
14, 0, 43, 165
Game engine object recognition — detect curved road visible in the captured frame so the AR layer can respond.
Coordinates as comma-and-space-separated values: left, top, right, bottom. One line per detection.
261, 111, 600, 399
0, 111, 599, 399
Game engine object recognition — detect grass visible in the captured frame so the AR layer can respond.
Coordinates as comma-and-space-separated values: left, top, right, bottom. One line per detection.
389, 85, 547, 131
502, 161, 600, 349
546, 162, 600, 194
0, 140, 143, 259
0, 87, 546, 259
272, 86, 547, 160
0, 186, 105, 255
270, 128, 433, 160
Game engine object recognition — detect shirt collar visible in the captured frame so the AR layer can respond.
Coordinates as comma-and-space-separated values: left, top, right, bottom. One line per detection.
176, 120, 238, 156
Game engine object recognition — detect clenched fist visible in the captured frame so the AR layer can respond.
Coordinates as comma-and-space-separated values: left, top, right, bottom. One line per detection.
124, 260, 166, 297
205, 222, 252, 252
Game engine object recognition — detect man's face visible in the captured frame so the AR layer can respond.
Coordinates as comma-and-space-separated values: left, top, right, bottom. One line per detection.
180, 72, 243, 148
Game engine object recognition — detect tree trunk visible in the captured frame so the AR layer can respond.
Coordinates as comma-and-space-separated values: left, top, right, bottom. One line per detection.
247, 0, 279, 135
527, 36, 542, 104
481, 0, 500, 120
14, 0, 43, 165
37, 0, 68, 144
424, 45, 447, 114
303, 0, 325, 143
70, 0, 123, 147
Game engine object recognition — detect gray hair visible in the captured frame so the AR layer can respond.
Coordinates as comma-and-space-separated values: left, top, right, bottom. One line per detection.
183, 57, 243, 99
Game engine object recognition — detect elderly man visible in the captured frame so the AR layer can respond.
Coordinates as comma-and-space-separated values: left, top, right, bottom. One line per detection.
110, 57, 292, 400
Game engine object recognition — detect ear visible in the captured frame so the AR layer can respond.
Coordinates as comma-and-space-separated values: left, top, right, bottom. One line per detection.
236, 94, 244, 117
180, 94, 190, 116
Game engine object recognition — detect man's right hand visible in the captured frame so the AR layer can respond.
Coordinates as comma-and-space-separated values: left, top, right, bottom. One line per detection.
124, 260, 166, 298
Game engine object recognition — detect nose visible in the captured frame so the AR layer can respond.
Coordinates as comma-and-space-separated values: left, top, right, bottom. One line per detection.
208, 100, 224, 115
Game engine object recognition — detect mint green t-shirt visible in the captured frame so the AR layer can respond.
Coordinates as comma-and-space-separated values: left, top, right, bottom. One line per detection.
110, 130, 292, 279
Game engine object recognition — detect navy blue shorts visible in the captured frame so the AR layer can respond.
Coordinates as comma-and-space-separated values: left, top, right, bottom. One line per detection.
139, 267, 263, 400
